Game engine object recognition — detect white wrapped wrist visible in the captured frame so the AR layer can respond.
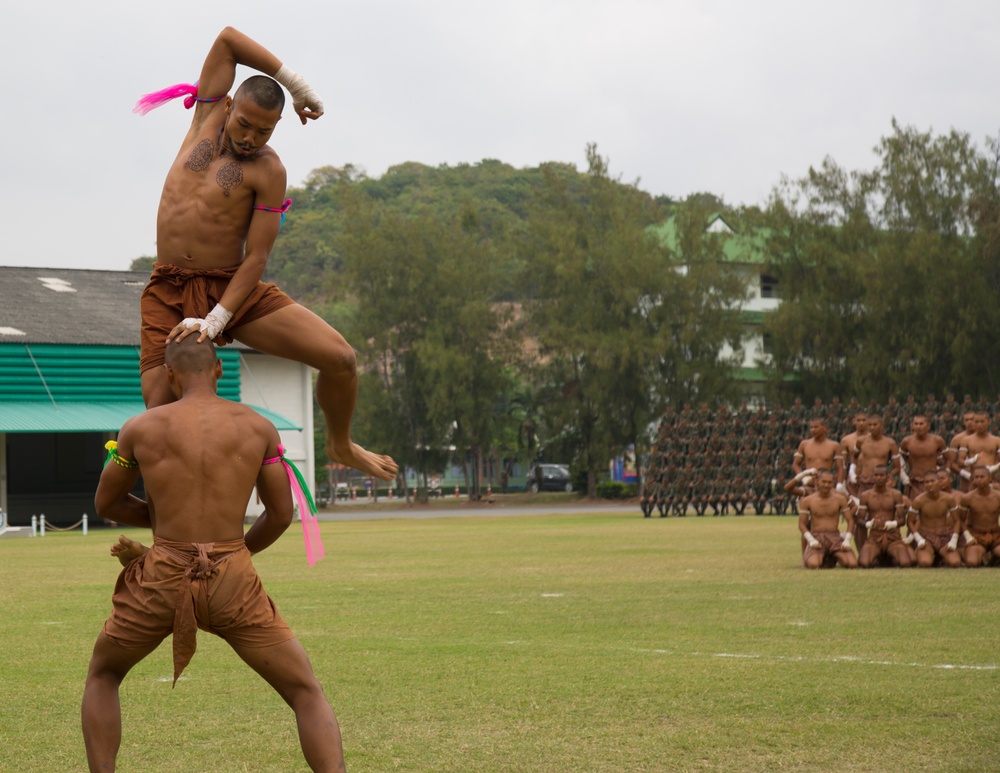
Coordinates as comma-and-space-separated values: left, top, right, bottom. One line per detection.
275, 64, 324, 114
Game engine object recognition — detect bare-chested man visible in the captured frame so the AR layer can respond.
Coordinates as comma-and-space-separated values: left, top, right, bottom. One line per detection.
839, 412, 869, 494
947, 411, 977, 491
856, 465, 912, 568
852, 415, 899, 550
907, 469, 962, 568
898, 415, 946, 501
798, 470, 857, 569
958, 467, 1000, 567
957, 413, 1000, 488
138, 26, 396, 482
82, 337, 346, 772
793, 418, 844, 487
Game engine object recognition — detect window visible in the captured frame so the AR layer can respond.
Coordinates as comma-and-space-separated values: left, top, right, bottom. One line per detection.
760, 274, 780, 299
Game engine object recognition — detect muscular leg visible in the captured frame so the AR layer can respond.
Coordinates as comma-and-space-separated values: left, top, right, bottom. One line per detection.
141, 366, 175, 409
82, 632, 161, 772
887, 541, 913, 568
834, 546, 858, 568
232, 304, 397, 481
232, 638, 345, 773
915, 544, 936, 567
938, 547, 963, 567
858, 543, 880, 568
963, 544, 987, 567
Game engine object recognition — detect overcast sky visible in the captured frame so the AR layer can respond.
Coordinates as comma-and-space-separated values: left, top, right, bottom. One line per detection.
3, 0, 998, 271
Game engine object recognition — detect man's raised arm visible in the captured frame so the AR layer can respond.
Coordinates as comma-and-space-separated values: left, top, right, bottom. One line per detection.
198, 27, 324, 123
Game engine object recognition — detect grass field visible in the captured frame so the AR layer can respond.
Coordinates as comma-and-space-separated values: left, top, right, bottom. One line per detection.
1, 510, 998, 772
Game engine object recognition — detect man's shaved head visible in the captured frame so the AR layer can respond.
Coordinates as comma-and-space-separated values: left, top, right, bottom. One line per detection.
165, 337, 218, 373
235, 75, 285, 113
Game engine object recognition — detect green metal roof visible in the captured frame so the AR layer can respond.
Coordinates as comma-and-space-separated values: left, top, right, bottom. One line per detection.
649, 213, 774, 266
0, 401, 301, 433
0, 343, 301, 432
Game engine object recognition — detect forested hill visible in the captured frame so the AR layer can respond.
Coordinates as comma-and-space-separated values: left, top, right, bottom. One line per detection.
263, 158, 674, 302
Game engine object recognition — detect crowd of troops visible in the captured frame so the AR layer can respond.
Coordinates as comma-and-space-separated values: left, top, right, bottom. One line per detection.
639, 394, 1000, 568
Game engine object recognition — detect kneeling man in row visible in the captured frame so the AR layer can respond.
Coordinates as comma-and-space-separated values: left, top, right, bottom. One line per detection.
799, 470, 857, 569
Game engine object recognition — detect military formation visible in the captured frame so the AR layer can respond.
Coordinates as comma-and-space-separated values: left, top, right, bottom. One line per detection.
639, 394, 999, 518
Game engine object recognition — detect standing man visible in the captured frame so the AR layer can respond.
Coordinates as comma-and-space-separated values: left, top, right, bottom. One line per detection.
947, 411, 977, 491
957, 413, 1000, 484
839, 412, 869, 494
898, 415, 946, 501
82, 337, 346, 772
792, 417, 844, 485
139, 26, 396, 482
853, 414, 900, 549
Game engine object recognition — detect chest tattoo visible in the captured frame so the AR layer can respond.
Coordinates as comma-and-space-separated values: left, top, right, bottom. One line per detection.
216, 162, 244, 197
184, 139, 214, 172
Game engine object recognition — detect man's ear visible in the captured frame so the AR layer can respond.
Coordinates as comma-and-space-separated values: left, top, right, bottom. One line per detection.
215, 359, 223, 379
164, 363, 175, 385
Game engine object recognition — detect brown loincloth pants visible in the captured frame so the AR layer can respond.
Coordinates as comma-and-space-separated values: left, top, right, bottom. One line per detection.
140, 262, 296, 372
102, 536, 294, 684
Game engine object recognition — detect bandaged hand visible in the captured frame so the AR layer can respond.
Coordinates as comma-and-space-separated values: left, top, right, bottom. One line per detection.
989, 463, 1000, 475
912, 532, 927, 549
849, 464, 857, 484
964, 529, 977, 546
840, 532, 854, 551
275, 64, 324, 121
947, 533, 959, 551
178, 303, 232, 341
884, 520, 898, 530
900, 469, 910, 486
960, 469, 972, 481
803, 531, 820, 549
836, 482, 848, 495
964, 454, 980, 467
864, 519, 874, 529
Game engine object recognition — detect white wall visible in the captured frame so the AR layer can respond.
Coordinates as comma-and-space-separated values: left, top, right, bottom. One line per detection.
238, 352, 315, 517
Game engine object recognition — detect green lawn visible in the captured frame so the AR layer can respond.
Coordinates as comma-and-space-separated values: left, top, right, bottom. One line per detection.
1, 512, 998, 772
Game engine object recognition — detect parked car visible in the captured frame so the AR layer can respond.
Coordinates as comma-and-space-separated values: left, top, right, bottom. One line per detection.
528, 464, 573, 493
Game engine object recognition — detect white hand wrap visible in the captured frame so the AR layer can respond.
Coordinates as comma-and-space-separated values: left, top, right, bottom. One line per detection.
989, 463, 1000, 474
804, 531, 820, 549
965, 454, 980, 467
849, 464, 857, 484
275, 64, 324, 115
180, 303, 232, 340
900, 469, 910, 486
913, 532, 927, 549
964, 529, 977, 545
947, 533, 959, 551
960, 469, 972, 481
903, 533, 914, 545
884, 520, 898, 530
864, 519, 874, 529
835, 482, 848, 495
841, 532, 854, 550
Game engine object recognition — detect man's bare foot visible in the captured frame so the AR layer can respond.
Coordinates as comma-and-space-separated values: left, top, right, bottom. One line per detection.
110, 534, 148, 567
328, 440, 398, 481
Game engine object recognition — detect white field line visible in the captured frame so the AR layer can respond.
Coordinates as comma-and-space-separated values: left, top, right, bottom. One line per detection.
630, 648, 997, 671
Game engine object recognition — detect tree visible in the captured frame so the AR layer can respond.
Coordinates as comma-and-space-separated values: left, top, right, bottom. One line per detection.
526, 145, 746, 496
333, 186, 519, 501
761, 120, 1000, 400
